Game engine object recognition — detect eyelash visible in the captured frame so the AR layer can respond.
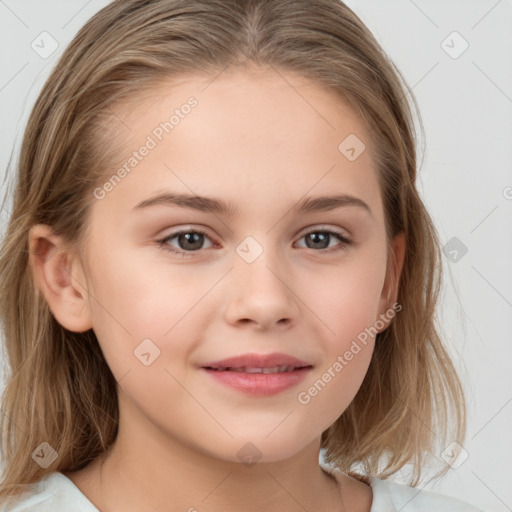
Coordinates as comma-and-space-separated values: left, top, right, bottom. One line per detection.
156, 227, 352, 257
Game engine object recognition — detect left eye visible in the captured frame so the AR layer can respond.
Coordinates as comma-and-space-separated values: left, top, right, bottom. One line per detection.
296, 230, 350, 251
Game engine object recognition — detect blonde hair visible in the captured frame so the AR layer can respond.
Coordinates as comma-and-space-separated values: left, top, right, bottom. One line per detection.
0, 0, 465, 499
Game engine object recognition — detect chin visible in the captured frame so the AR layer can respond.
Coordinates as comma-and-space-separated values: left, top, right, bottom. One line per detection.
197, 432, 317, 467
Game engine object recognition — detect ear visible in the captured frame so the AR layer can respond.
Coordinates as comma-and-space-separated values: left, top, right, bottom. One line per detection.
377, 232, 406, 330
28, 224, 93, 333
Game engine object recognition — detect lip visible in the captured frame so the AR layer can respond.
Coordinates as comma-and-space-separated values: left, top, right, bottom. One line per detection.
201, 352, 312, 370
200, 352, 313, 397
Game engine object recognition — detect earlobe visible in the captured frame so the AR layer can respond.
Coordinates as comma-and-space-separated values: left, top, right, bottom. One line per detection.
28, 224, 93, 333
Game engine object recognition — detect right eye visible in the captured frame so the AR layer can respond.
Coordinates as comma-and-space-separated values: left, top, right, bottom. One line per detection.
156, 229, 215, 257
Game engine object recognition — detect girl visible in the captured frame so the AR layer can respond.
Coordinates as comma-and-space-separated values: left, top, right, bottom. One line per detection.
0, 0, 484, 510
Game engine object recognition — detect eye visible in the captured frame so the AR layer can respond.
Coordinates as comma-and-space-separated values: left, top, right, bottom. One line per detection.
157, 229, 215, 257
156, 227, 352, 258
295, 229, 352, 253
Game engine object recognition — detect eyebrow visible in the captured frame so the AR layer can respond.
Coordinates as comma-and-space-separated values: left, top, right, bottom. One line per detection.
132, 192, 372, 217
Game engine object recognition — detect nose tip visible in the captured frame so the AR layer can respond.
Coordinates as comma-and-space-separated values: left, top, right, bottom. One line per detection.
223, 245, 300, 330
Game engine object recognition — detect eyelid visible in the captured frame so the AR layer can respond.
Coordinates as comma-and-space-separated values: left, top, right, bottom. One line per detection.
157, 224, 215, 240
158, 224, 351, 243
298, 224, 351, 239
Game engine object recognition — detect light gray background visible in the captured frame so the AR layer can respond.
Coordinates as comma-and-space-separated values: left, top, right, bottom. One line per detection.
0, 1, 511, 511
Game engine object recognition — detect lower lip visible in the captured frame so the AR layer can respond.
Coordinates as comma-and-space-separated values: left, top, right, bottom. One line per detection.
202, 367, 311, 397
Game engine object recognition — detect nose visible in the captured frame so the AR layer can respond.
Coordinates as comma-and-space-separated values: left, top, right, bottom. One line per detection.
223, 244, 301, 331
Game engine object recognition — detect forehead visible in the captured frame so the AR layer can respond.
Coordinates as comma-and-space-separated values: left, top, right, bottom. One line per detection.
93, 65, 382, 222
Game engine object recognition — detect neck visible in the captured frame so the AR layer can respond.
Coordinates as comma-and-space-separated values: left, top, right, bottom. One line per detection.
94, 433, 342, 512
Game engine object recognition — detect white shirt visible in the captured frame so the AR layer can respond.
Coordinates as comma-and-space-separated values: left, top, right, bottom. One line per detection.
0, 470, 484, 511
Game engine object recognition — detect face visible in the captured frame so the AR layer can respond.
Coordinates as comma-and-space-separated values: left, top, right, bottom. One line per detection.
75, 65, 397, 464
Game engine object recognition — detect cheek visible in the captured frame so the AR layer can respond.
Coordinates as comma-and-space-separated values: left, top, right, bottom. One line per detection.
297, 344, 374, 436
292, 251, 384, 427
85, 243, 202, 329
82, 246, 218, 378
296, 306, 377, 435
308, 250, 386, 342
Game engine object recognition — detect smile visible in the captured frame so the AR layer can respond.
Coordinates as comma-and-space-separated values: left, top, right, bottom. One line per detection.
200, 353, 313, 397
206, 365, 303, 374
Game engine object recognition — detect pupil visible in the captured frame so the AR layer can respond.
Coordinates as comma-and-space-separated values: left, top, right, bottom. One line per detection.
180, 232, 203, 250
307, 232, 329, 249
176, 232, 331, 251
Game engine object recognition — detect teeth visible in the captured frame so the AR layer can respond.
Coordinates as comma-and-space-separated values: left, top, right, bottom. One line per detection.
212, 365, 298, 373
243, 367, 264, 373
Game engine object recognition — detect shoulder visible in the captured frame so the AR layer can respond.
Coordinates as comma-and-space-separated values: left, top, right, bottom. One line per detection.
369, 477, 485, 512
0, 472, 98, 512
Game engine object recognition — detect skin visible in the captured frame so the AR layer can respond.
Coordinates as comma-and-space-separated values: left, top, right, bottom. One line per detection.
29, 64, 405, 512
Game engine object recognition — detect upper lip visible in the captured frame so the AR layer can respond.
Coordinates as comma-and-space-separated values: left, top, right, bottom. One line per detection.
201, 352, 313, 370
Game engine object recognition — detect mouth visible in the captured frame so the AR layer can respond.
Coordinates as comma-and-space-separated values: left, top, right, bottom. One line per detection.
200, 353, 313, 396
204, 364, 309, 374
